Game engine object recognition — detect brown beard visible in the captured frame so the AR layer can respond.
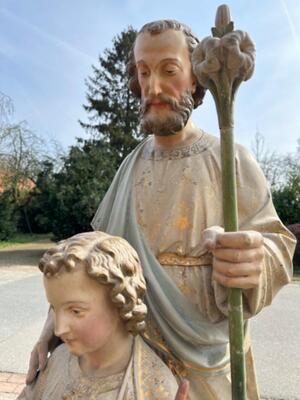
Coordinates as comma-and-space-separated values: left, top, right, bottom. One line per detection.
139, 92, 194, 136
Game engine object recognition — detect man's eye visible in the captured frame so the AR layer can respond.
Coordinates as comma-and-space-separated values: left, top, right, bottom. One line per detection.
165, 69, 176, 75
71, 309, 82, 316
139, 71, 148, 77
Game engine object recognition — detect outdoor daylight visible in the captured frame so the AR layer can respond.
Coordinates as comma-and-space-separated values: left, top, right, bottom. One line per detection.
0, 1, 299, 399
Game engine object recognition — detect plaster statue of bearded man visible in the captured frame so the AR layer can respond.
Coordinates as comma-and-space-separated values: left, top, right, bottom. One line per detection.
27, 20, 296, 400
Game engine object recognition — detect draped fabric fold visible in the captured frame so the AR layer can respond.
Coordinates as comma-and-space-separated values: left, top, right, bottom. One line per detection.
91, 139, 230, 374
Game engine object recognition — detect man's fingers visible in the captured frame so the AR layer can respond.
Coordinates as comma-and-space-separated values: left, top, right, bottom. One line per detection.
214, 231, 263, 249
213, 259, 263, 277
203, 226, 224, 250
203, 228, 263, 251
26, 342, 49, 384
213, 270, 261, 289
175, 379, 190, 400
26, 370, 37, 385
26, 350, 39, 384
37, 342, 48, 371
212, 247, 264, 263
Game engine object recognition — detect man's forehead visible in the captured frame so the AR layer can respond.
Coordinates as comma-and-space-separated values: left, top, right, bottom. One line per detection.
134, 29, 189, 62
136, 57, 182, 67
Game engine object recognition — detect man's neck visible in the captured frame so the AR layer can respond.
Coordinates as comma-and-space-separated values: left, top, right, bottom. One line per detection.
153, 119, 200, 149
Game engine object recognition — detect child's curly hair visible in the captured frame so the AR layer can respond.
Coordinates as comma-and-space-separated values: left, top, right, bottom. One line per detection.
39, 231, 147, 335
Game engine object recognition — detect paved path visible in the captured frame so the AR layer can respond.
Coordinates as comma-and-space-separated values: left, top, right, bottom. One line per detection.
0, 373, 26, 400
0, 244, 299, 399
0, 242, 52, 399
0, 240, 53, 268
251, 283, 300, 400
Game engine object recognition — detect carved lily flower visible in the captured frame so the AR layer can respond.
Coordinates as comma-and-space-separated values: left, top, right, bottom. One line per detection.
192, 37, 221, 88
192, 6, 255, 91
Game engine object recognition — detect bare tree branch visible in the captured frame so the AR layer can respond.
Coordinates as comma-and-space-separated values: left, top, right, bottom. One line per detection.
251, 130, 288, 190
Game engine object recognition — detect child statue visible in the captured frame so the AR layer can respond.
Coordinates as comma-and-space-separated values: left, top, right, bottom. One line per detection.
18, 231, 179, 399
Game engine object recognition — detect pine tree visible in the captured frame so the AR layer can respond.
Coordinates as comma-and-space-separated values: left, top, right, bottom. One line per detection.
80, 27, 141, 163
28, 139, 119, 240
26, 27, 143, 240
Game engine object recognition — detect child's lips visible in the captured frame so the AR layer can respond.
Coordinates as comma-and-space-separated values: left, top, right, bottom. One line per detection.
63, 337, 77, 344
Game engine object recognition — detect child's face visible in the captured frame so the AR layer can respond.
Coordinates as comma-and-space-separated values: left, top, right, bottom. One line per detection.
44, 266, 121, 357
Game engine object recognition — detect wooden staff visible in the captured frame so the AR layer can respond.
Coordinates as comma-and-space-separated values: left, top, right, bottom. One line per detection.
192, 5, 256, 399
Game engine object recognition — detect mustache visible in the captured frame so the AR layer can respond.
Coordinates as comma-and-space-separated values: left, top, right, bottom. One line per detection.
139, 91, 195, 136
140, 94, 182, 115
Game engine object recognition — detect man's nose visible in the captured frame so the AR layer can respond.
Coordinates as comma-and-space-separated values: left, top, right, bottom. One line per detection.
54, 313, 70, 338
148, 74, 162, 97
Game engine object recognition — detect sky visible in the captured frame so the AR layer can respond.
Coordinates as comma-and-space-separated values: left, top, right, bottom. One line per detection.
0, 0, 300, 156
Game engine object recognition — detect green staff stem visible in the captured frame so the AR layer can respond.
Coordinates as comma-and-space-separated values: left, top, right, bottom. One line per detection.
208, 72, 247, 399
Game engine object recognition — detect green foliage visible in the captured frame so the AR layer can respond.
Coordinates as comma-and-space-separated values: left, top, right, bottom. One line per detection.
286, 223, 300, 268
271, 146, 300, 225
272, 175, 300, 225
253, 132, 300, 225
26, 161, 59, 234
51, 139, 118, 240
0, 233, 52, 249
0, 191, 18, 240
80, 26, 142, 164
1, 93, 60, 235
27, 139, 118, 240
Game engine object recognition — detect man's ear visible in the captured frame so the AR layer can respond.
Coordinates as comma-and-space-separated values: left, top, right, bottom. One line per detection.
192, 82, 196, 94
191, 74, 197, 94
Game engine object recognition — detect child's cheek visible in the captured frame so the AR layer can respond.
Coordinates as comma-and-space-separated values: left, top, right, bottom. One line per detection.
76, 315, 115, 346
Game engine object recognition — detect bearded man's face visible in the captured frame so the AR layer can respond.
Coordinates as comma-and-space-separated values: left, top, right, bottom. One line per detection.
134, 29, 197, 136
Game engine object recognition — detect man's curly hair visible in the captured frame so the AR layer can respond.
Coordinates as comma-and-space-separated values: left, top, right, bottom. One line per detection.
127, 19, 206, 108
39, 231, 147, 335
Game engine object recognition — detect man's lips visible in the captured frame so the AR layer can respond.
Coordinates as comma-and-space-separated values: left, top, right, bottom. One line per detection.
149, 102, 170, 109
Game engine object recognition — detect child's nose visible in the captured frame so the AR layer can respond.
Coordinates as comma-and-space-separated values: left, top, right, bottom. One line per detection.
54, 314, 70, 338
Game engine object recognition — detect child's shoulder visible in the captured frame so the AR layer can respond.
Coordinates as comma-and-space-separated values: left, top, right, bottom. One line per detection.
137, 336, 178, 399
16, 344, 71, 400
47, 343, 78, 379
50, 343, 69, 361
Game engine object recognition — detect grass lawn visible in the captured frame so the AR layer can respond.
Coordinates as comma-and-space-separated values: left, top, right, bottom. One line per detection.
0, 233, 53, 249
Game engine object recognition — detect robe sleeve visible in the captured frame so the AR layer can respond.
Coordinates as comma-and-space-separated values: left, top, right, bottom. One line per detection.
16, 367, 49, 400
213, 144, 296, 318
16, 344, 68, 400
